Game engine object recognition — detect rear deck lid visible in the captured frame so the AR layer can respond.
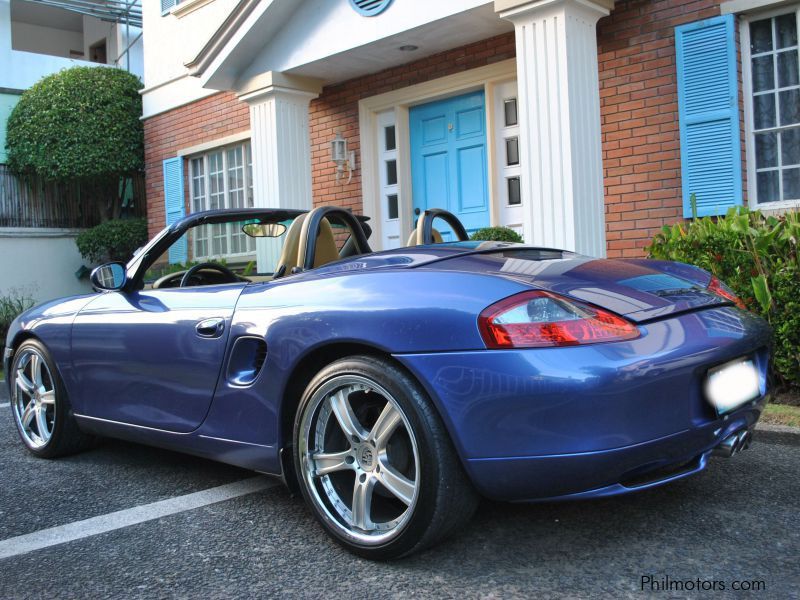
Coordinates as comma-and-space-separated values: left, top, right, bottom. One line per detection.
422, 248, 726, 322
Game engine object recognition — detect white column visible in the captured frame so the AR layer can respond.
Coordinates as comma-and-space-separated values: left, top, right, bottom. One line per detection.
499, 0, 610, 257
239, 81, 318, 272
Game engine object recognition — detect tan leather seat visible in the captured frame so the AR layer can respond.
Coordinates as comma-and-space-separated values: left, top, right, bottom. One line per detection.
274, 211, 340, 278
406, 214, 444, 247
298, 208, 340, 268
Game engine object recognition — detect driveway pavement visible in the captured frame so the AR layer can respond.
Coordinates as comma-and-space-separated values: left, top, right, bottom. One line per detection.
0, 383, 798, 599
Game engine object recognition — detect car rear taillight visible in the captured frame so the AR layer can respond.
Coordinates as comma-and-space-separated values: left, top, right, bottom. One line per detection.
707, 276, 746, 310
478, 291, 640, 349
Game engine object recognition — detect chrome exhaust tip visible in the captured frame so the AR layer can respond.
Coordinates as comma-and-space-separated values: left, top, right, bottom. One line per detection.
713, 434, 738, 458
713, 429, 753, 458
739, 430, 752, 451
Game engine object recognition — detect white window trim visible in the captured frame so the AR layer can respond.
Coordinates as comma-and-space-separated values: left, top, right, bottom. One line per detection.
358, 59, 517, 249
178, 131, 251, 157
492, 80, 523, 235
188, 140, 255, 262
741, 5, 800, 209
377, 111, 401, 249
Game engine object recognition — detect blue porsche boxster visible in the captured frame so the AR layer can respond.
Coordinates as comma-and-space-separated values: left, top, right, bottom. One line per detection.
5, 207, 771, 559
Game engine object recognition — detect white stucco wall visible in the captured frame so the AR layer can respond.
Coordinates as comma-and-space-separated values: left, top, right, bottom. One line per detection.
0, 229, 93, 303
10, 21, 84, 58
0, 0, 143, 91
0, 0, 88, 90
141, 0, 238, 117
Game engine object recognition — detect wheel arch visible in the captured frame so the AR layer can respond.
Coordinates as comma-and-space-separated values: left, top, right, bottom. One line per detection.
4, 330, 40, 375
277, 341, 452, 489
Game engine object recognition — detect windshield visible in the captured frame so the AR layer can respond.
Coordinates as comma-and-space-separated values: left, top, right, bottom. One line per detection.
144, 217, 297, 283
143, 214, 364, 284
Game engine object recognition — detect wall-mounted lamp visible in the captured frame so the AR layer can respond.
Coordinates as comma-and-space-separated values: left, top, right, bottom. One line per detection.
331, 132, 356, 184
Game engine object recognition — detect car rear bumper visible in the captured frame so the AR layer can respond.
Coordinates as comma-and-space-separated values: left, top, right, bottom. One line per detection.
394, 306, 771, 502
464, 400, 763, 501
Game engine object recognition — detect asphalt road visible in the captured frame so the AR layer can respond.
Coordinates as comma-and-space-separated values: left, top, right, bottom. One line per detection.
0, 384, 798, 599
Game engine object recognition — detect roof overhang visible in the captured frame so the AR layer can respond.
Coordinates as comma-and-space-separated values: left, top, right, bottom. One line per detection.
190, 0, 513, 94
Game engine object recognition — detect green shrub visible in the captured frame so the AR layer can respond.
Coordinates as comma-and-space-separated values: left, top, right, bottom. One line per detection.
5, 67, 144, 221
6, 67, 143, 181
470, 226, 523, 243
647, 207, 800, 390
0, 290, 35, 352
76, 218, 148, 263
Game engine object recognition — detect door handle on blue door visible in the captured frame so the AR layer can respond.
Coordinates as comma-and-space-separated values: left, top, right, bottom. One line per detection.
196, 317, 225, 338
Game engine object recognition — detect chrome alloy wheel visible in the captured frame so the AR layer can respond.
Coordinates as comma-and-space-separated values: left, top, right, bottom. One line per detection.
12, 347, 57, 449
299, 375, 421, 545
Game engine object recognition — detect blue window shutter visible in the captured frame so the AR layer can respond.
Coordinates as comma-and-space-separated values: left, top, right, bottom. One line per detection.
676, 14, 742, 218
162, 157, 187, 264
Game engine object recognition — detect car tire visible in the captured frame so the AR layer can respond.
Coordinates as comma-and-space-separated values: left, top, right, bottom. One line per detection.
293, 354, 478, 560
9, 339, 95, 458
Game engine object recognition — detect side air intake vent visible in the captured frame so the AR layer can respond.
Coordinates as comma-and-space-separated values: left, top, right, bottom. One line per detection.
227, 337, 268, 386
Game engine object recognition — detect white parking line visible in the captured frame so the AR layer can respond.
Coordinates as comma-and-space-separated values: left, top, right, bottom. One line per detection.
0, 476, 277, 560
0, 403, 9, 409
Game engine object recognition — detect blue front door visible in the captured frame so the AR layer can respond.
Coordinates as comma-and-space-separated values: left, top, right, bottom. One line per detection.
410, 91, 490, 239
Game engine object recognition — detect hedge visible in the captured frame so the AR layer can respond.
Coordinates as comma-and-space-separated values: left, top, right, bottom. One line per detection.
76, 218, 148, 263
647, 208, 800, 390
470, 226, 523, 243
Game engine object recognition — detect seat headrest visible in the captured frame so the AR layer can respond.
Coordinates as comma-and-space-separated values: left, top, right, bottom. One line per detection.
273, 214, 307, 278
405, 221, 444, 246
298, 208, 340, 270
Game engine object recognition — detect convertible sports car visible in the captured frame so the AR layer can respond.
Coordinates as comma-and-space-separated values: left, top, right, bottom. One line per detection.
5, 206, 771, 559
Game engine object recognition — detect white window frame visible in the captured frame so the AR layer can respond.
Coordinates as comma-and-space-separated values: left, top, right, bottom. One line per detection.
188, 140, 255, 262
377, 110, 401, 249
493, 80, 523, 235
741, 5, 800, 209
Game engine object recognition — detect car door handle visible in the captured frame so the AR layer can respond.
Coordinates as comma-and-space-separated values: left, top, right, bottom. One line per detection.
196, 317, 225, 338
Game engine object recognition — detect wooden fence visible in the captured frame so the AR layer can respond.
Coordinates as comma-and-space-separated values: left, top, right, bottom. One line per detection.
0, 165, 145, 229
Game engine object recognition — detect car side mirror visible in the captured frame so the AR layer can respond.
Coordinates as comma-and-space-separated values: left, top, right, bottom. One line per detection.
90, 262, 128, 291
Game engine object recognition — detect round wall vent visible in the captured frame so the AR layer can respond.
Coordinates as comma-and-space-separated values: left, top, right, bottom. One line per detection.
349, 0, 393, 17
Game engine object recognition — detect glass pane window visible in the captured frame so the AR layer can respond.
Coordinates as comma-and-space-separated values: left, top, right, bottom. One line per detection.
387, 194, 399, 220
504, 99, 518, 127
386, 159, 397, 186
507, 177, 521, 206
506, 137, 520, 166
751, 19, 773, 53
749, 12, 800, 203
776, 13, 798, 48
188, 141, 255, 259
384, 126, 396, 151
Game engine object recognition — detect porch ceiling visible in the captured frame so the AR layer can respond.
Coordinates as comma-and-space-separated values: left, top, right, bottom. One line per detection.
283, 5, 514, 84
196, 0, 512, 93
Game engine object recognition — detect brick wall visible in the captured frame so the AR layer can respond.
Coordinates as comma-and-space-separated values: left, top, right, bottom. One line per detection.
597, 0, 743, 258
308, 32, 516, 214
143, 91, 250, 238
144, 2, 748, 259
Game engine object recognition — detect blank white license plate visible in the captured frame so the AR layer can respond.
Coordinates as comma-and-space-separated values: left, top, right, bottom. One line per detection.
704, 359, 761, 415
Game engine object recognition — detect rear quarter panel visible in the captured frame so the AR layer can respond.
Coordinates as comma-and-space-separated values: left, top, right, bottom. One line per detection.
199, 270, 528, 450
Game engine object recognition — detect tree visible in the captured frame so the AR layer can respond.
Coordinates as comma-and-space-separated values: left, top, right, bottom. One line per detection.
5, 66, 144, 221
